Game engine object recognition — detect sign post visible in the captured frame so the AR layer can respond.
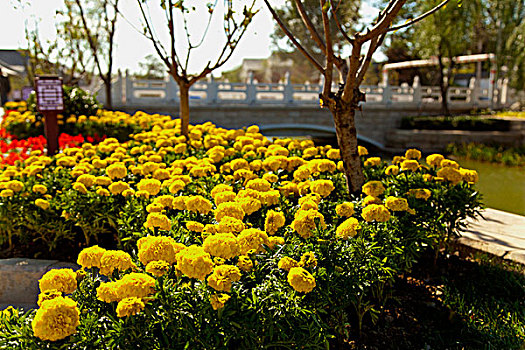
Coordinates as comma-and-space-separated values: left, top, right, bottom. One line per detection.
35, 76, 64, 156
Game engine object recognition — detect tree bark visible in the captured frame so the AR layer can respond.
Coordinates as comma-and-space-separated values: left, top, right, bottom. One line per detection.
104, 78, 112, 110
179, 83, 190, 137
437, 55, 450, 116
331, 103, 364, 195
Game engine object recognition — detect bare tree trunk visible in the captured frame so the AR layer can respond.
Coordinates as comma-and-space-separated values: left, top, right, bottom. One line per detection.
331, 104, 364, 194
104, 78, 112, 110
178, 83, 190, 137
437, 55, 450, 116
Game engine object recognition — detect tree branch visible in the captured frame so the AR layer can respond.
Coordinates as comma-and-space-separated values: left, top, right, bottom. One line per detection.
386, 0, 450, 33
293, 0, 327, 52
329, 0, 354, 44
356, 32, 385, 85
320, 0, 334, 98
359, 0, 406, 42
263, 0, 324, 73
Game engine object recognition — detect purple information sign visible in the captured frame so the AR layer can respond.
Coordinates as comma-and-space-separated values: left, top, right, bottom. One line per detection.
35, 76, 64, 112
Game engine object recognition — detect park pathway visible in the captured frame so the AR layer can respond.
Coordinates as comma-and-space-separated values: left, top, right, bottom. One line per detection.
459, 208, 525, 266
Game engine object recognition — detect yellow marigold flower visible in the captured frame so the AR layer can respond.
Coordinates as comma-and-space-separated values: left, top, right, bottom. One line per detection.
145, 260, 170, 277
203, 233, 240, 260
0, 189, 14, 197
265, 210, 286, 235
137, 178, 162, 196
94, 176, 112, 186
168, 179, 186, 194
96, 281, 120, 302
259, 190, 280, 206
146, 203, 163, 213
358, 146, 368, 156
176, 245, 214, 280
335, 202, 355, 217
210, 293, 230, 310
115, 273, 156, 300
287, 267, 316, 293
99, 250, 135, 276
362, 181, 385, 197
116, 297, 145, 318
326, 148, 340, 160
106, 163, 127, 179
215, 217, 243, 235
385, 165, 400, 176
302, 146, 318, 158
405, 148, 422, 160
300, 199, 318, 211
185, 221, 204, 232
426, 154, 444, 167
211, 184, 234, 199
309, 159, 337, 173
215, 202, 245, 222
32, 297, 80, 341
72, 182, 88, 194
207, 264, 242, 292
408, 188, 432, 200
336, 217, 361, 239
279, 182, 299, 197
7, 180, 24, 192
144, 212, 171, 231
246, 178, 272, 192
293, 165, 311, 181
278, 256, 299, 271
37, 289, 62, 307
214, 191, 236, 205
237, 228, 269, 254
262, 173, 279, 183
32, 184, 47, 194
76, 174, 96, 188
35, 198, 50, 210
385, 196, 410, 211
299, 252, 317, 268
268, 236, 285, 249
361, 204, 391, 222
364, 157, 381, 167
309, 179, 335, 197
185, 195, 213, 214
437, 167, 462, 185
96, 188, 110, 196
109, 181, 130, 195
138, 236, 184, 265
237, 255, 253, 272
459, 168, 479, 183
363, 195, 382, 206
291, 209, 326, 239
122, 189, 135, 197
400, 159, 419, 172
39, 268, 77, 294
77, 245, 106, 269
440, 159, 459, 169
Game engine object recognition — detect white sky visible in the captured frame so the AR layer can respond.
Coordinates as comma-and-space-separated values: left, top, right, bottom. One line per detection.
0, 0, 384, 76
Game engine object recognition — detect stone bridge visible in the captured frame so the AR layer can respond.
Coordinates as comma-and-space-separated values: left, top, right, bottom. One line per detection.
97, 73, 517, 149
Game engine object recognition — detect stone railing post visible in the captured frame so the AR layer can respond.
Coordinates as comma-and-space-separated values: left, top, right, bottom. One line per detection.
469, 77, 478, 107
124, 70, 133, 104
382, 85, 392, 104
412, 75, 421, 106
283, 71, 294, 104
246, 72, 256, 105
113, 71, 123, 106
206, 76, 218, 105
167, 76, 178, 103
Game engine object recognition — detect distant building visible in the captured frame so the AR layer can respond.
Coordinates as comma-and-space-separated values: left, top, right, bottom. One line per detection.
0, 49, 28, 77
237, 54, 293, 83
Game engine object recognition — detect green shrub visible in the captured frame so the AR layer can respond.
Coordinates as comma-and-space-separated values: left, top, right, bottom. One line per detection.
400, 115, 511, 131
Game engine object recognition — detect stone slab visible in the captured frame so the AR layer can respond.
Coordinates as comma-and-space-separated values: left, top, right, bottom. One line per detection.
459, 208, 525, 265
0, 259, 77, 310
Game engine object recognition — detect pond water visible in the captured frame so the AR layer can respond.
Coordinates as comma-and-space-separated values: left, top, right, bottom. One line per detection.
457, 159, 525, 216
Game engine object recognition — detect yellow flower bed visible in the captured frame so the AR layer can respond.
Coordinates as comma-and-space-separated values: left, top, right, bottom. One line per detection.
0, 112, 483, 348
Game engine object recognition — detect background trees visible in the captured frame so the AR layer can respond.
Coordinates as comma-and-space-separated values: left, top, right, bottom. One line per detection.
264, 0, 451, 194
137, 0, 257, 137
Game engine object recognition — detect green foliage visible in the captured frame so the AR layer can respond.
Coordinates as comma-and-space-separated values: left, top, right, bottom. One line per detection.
400, 115, 511, 131
446, 143, 525, 166
0, 120, 483, 348
27, 86, 101, 119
